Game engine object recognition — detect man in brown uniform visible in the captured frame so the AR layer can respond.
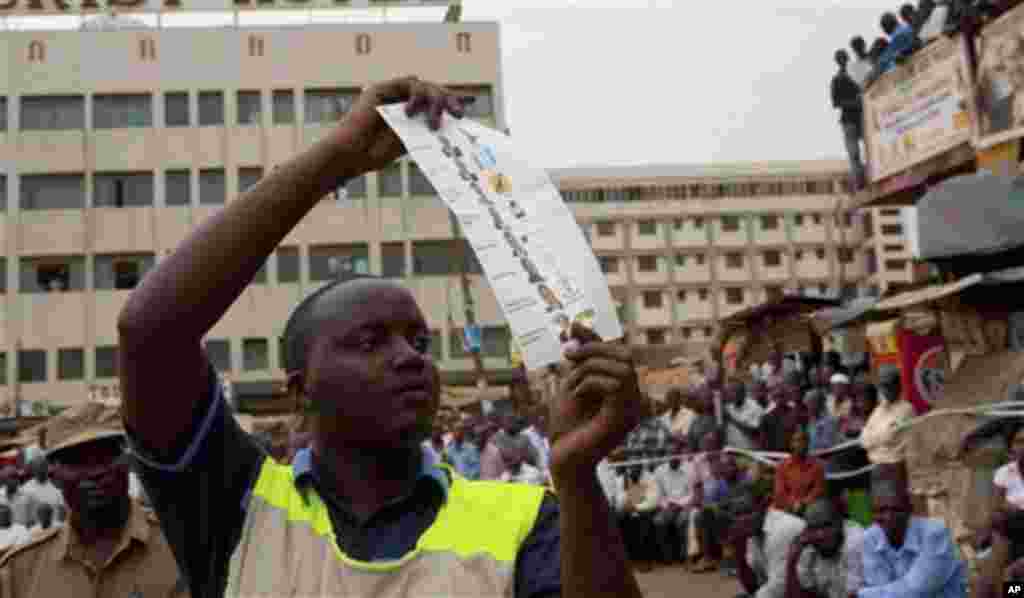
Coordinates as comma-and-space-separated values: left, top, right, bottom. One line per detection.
0, 428, 188, 598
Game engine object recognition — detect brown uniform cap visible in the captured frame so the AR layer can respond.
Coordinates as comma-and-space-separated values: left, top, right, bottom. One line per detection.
46, 428, 125, 463
0, 503, 190, 598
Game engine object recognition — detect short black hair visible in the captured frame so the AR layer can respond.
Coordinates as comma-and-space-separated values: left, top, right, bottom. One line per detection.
851, 35, 867, 51
881, 12, 899, 32
281, 272, 381, 375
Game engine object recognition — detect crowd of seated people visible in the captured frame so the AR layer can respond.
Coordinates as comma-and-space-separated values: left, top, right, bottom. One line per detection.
589, 344, 966, 593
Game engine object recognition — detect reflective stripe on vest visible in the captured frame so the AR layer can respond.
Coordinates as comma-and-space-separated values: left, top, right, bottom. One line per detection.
225, 457, 546, 598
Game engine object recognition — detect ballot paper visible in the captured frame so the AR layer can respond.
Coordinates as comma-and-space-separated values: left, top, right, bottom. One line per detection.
377, 104, 622, 370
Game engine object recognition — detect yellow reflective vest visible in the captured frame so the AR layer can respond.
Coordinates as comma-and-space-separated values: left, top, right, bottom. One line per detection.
225, 457, 546, 598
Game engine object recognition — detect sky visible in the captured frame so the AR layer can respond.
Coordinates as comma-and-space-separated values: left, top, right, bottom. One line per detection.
5, 0, 905, 169
459, 0, 900, 169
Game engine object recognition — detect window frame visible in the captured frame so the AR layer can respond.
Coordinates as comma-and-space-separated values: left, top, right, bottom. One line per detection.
164, 91, 190, 127
641, 290, 663, 309
197, 90, 225, 126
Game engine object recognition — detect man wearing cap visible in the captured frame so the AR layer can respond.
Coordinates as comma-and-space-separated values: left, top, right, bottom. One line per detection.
827, 373, 853, 420
0, 428, 189, 598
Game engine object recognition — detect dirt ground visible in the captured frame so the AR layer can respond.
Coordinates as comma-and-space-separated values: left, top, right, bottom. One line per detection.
635, 564, 742, 598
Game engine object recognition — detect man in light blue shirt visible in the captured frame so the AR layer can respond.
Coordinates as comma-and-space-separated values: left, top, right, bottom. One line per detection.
859, 479, 967, 598
445, 424, 481, 480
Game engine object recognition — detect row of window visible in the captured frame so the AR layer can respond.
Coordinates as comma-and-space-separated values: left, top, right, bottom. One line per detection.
5, 328, 514, 386
0, 162, 437, 210
594, 212, 855, 238
0, 86, 493, 132
636, 283, 841, 309
644, 327, 715, 345
563, 179, 849, 204
597, 247, 857, 274
23, 30, 474, 63
0, 325, 513, 384
0, 346, 119, 384
0, 239, 480, 293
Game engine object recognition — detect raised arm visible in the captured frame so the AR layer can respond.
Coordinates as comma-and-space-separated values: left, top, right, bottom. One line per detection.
118, 77, 462, 453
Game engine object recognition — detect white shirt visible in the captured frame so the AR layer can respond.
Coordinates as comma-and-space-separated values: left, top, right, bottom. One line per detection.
597, 462, 626, 510
747, 509, 808, 598
19, 479, 64, 509
725, 399, 765, 450
629, 472, 662, 513
670, 407, 698, 440
522, 426, 550, 473
919, 5, 949, 42
0, 490, 35, 527
996, 462, 1024, 510
501, 463, 547, 486
0, 524, 30, 551
797, 522, 866, 598
849, 59, 872, 88
654, 462, 694, 509
860, 399, 915, 464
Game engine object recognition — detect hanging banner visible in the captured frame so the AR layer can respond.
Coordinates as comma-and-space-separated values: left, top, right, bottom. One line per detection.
974, 3, 1024, 149
897, 329, 947, 414
862, 34, 975, 182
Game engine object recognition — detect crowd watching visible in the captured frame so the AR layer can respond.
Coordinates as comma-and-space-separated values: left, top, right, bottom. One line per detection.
830, 0, 1021, 192
0, 335, 1014, 597
574, 341, 980, 597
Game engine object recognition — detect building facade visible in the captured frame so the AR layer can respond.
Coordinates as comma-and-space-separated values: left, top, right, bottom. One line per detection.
552, 163, 915, 354
0, 17, 917, 410
859, 206, 918, 297
0, 19, 509, 409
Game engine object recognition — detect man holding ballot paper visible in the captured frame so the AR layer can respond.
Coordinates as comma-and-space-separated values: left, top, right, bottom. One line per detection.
116, 76, 647, 598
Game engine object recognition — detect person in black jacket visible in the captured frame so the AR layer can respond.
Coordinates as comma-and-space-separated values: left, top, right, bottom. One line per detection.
831, 49, 867, 191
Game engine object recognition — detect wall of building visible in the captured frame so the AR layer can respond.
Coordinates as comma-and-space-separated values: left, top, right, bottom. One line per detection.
0, 21, 510, 407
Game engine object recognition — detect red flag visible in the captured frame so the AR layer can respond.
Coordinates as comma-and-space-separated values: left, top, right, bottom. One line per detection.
897, 329, 946, 415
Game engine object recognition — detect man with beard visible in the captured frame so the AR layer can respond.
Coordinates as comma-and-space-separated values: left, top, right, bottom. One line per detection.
787, 499, 865, 598
0, 428, 189, 597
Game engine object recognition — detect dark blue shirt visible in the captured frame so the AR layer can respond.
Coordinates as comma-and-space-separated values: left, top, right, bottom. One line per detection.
126, 360, 562, 598
878, 25, 916, 72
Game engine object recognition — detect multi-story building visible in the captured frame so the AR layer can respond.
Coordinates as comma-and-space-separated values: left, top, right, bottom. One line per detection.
859, 206, 918, 297
0, 9, 918, 409
0, 12, 510, 409
550, 162, 913, 354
